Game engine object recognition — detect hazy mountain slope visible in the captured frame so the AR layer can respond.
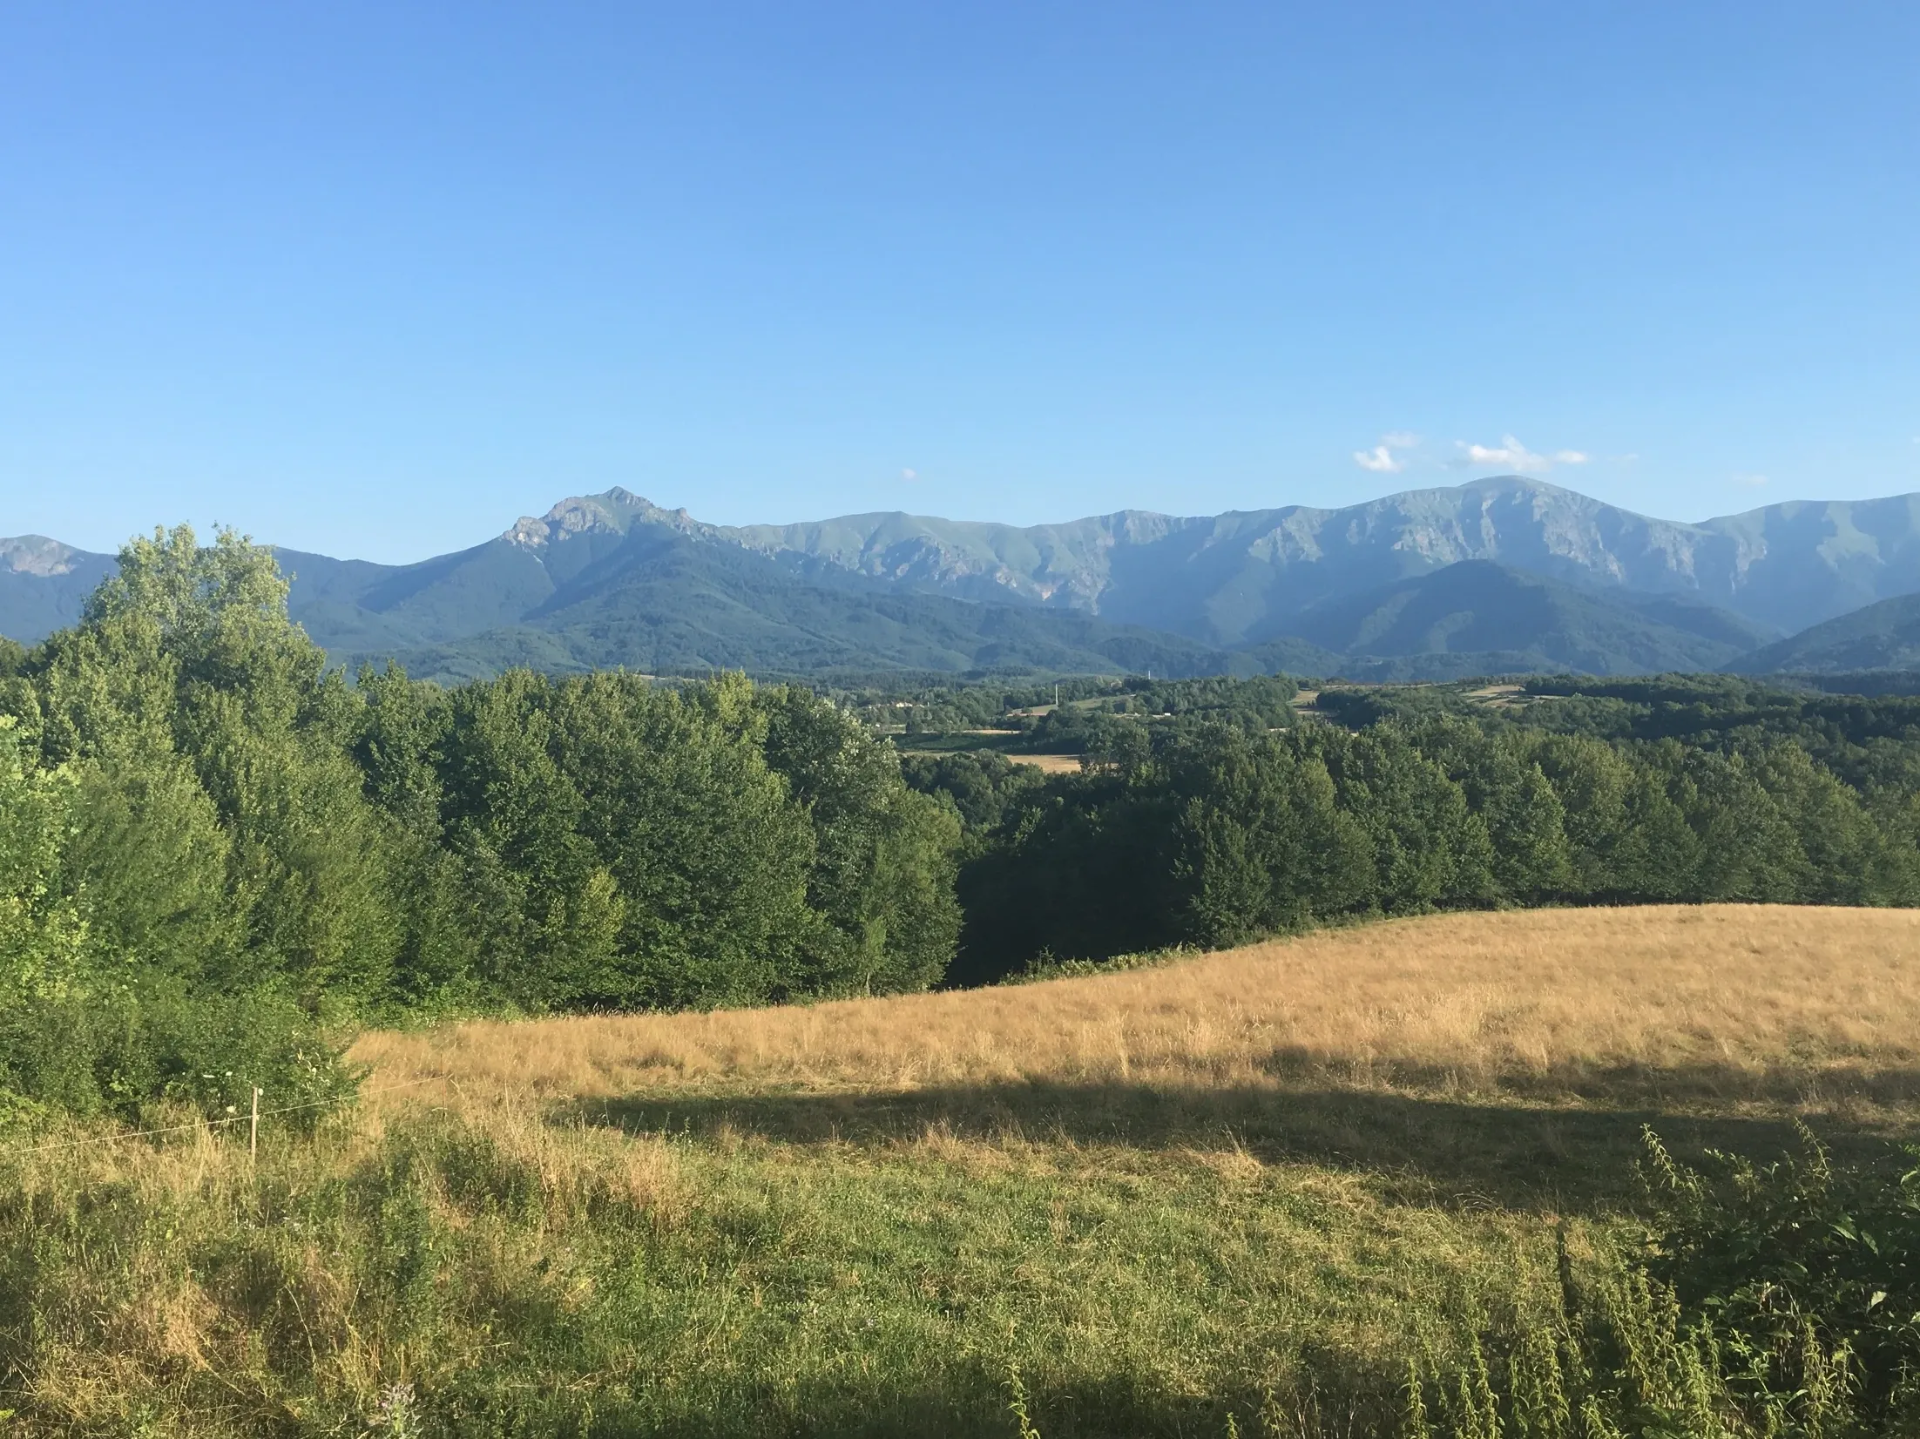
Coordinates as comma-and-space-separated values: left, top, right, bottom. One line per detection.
280, 542, 562, 648
720, 478, 1920, 641
10, 479, 1920, 681
333, 528, 1230, 683
1731, 592, 1920, 675
281, 491, 886, 652
1694, 493, 1920, 634
1237, 561, 1769, 677
729, 509, 1182, 611
0, 538, 115, 644
0, 498, 1226, 680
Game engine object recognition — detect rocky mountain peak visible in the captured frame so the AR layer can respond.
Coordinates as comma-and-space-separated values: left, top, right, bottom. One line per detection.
503, 488, 695, 548
0, 535, 91, 577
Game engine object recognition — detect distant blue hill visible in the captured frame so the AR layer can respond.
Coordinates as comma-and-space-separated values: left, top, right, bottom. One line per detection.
1730, 591, 1920, 676
1245, 560, 1774, 678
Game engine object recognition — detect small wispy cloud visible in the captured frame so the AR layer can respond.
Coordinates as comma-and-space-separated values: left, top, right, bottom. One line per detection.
1455, 435, 1590, 475
900, 467, 919, 482
1353, 432, 1421, 473
1732, 472, 1770, 489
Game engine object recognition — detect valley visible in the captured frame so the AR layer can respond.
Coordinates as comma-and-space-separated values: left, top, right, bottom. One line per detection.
13, 7, 1916, 1433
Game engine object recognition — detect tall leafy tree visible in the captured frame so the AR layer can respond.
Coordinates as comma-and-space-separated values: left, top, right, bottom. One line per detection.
1168, 732, 1372, 946
1314, 725, 1496, 912
0, 716, 100, 1112
32, 526, 400, 1007
758, 683, 961, 995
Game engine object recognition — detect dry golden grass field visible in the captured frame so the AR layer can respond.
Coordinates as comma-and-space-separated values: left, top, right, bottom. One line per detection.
358, 903, 1920, 1122
13, 905, 1920, 1438
1002, 750, 1084, 773
352, 902, 1920, 1241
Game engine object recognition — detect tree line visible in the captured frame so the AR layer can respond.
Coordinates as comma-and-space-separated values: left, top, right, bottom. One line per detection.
3, 531, 1918, 1119
911, 703, 1920, 984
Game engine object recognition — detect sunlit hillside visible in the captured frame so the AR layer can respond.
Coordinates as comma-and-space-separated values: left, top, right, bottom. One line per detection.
358, 904, 1920, 1116
14, 905, 1920, 1438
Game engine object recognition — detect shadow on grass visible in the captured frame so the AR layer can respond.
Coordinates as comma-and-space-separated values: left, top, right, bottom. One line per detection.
433, 1350, 1393, 1439
558, 1069, 1920, 1213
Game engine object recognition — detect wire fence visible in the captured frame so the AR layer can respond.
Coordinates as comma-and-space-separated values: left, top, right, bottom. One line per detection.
0, 1077, 443, 1159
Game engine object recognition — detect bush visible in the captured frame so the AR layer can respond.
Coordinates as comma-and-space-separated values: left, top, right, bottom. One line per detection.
1411, 1129, 1920, 1437
1642, 1125, 1920, 1428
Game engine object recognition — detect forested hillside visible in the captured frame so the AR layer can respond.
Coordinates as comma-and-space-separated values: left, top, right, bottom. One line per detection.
1241, 559, 1773, 677
1730, 590, 1920, 674
3, 529, 1919, 1122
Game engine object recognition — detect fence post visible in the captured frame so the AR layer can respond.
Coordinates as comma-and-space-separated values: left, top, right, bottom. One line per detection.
251, 1086, 261, 1162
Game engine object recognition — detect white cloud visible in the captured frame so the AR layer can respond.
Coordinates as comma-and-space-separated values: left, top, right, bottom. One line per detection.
1461, 435, 1547, 471
1353, 431, 1422, 473
1353, 444, 1406, 474
900, 467, 919, 482
1732, 472, 1770, 488
1455, 435, 1591, 475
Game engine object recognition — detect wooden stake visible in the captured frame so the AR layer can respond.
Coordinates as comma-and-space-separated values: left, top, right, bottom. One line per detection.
250, 1086, 261, 1162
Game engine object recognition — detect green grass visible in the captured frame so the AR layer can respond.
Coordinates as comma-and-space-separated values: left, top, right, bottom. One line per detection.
12, 898, 1920, 1436
0, 1095, 1621, 1438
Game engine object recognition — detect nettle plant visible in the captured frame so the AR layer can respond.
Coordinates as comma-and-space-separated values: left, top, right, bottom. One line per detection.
1407, 1128, 1920, 1439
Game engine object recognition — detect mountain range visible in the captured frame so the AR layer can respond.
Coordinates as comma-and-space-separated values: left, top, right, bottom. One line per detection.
6, 476, 1920, 683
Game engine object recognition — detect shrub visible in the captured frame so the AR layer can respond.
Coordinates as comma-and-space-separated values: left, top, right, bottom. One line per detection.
1412, 1129, 1920, 1437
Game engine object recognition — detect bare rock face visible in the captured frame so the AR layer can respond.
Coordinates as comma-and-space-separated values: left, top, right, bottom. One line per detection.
0, 536, 89, 577
504, 488, 702, 548
0, 536, 116, 644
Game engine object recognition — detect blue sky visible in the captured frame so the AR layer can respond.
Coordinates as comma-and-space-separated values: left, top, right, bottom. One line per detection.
3, 2, 1916, 562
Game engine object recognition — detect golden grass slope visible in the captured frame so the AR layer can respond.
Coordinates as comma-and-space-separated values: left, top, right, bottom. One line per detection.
356, 904, 1920, 1114
14, 905, 1920, 1436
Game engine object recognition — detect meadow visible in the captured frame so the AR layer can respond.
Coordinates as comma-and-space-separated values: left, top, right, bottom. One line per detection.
6, 904, 1918, 1437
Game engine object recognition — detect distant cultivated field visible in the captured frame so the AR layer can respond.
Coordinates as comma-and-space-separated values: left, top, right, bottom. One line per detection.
13, 906, 1920, 1437
1002, 750, 1082, 773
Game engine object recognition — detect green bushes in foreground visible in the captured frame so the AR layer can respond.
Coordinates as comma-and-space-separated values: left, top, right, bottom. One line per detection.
1411, 1130, 1920, 1438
